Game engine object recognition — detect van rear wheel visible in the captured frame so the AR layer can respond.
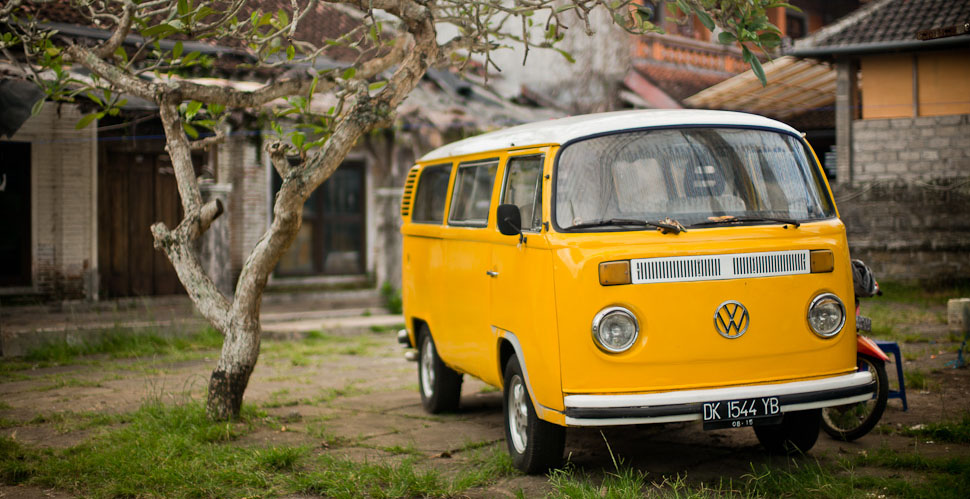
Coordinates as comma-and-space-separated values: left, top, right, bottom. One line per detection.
417, 326, 462, 413
502, 356, 565, 474
754, 409, 821, 455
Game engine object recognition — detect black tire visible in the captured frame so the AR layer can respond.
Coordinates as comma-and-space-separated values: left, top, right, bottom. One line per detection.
754, 409, 821, 455
821, 354, 889, 441
502, 356, 565, 474
417, 326, 462, 413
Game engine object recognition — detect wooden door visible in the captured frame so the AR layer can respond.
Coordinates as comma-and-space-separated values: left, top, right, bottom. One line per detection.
99, 151, 185, 297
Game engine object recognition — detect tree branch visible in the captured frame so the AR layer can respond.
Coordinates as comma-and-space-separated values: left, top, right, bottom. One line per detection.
92, 0, 135, 59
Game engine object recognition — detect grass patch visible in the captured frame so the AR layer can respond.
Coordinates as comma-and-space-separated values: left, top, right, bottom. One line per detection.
262, 330, 381, 360
22, 327, 223, 364
901, 413, 970, 444
877, 280, 970, 307
0, 401, 11, 410
906, 368, 931, 391
2, 399, 294, 497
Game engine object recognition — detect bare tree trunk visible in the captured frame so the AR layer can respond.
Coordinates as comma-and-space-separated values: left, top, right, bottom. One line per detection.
206, 320, 260, 419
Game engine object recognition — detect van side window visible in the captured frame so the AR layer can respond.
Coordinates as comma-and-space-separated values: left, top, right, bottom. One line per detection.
501, 155, 544, 231
448, 159, 498, 227
411, 164, 452, 223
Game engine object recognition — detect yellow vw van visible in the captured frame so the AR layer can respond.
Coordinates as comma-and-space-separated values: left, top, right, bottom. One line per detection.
397, 110, 875, 473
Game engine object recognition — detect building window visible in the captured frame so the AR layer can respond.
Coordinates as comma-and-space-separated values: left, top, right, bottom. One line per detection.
786, 12, 807, 40
274, 160, 366, 276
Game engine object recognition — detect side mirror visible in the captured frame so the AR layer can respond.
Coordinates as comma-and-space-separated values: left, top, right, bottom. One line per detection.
496, 204, 522, 236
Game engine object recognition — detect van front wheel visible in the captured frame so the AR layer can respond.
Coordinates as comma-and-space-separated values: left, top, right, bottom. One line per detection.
754, 409, 821, 455
503, 356, 565, 474
417, 327, 462, 413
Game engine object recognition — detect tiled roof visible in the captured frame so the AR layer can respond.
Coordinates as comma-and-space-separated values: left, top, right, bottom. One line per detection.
632, 62, 731, 103
794, 0, 970, 51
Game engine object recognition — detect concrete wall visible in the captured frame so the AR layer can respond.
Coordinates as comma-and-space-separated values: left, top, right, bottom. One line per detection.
851, 114, 970, 182
1, 103, 98, 300
839, 113, 970, 283
835, 179, 970, 283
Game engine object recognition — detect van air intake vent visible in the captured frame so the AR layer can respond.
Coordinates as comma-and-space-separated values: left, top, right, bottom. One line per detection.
400, 168, 419, 217
631, 250, 810, 284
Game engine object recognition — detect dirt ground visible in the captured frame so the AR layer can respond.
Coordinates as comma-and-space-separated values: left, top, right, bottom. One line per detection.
2, 297, 969, 497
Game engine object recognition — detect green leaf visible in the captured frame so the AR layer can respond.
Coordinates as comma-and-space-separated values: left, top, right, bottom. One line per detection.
554, 48, 575, 64
259, 12, 273, 27
86, 91, 103, 106
142, 24, 176, 38
342, 67, 356, 80
76, 113, 98, 130
292, 131, 305, 149
368, 80, 387, 91
277, 8, 289, 27
30, 99, 45, 116
186, 100, 203, 119
177, 0, 188, 16
759, 32, 782, 48
741, 45, 754, 63
286, 45, 295, 60
182, 122, 199, 139
182, 51, 200, 64
718, 31, 738, 45
114, 46, 128, 63
750, 57, 767, 87
173, 41, 183, 59
695, 10, 716, 32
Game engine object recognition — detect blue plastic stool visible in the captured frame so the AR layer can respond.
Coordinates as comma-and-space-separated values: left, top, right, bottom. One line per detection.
874, 340, 908, 411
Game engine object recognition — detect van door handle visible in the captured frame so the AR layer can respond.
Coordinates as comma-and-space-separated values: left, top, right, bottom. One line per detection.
486, 270, 499, 277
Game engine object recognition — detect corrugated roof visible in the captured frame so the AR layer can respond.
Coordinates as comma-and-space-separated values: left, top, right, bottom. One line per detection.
683, 56, 835, 121
793, 0, 970, 53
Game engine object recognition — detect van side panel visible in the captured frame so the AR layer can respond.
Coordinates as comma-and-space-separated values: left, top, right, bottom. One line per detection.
402, 223, 448, 347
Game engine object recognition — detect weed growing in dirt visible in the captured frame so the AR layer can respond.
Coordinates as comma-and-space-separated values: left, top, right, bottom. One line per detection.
900, 413, 970, 444
255, 446, 309, 471
906, 368, 931, 391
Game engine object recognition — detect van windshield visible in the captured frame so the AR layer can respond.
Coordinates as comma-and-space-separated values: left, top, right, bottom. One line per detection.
554, 127, 836, 230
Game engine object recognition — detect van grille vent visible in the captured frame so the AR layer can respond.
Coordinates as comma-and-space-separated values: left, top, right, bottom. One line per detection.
631, 250, 810, 284
400, 168, 419, 217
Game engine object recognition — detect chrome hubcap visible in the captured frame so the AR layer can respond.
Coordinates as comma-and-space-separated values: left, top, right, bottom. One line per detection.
508, 374, 529, 453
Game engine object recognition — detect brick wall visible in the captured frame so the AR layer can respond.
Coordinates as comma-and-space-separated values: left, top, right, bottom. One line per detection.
851, 114, 970, 182
3, 103, 97, 300
840, 114, 970, 283
220, 131, 267, 282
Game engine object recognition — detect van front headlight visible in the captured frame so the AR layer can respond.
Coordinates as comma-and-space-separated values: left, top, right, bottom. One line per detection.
592, 306, 639, 353
808, 293, 845, 338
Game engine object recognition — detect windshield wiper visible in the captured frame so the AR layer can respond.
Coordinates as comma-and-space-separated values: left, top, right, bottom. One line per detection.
689, 216, 801, 228
566, 218, 685, 234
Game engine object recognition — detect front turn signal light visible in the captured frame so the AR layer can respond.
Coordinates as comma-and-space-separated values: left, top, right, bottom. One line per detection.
599, 261, 631, 286
810, 250, 834, 273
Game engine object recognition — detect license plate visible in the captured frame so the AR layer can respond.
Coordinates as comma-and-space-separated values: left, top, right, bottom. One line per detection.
702, 397, 782, 430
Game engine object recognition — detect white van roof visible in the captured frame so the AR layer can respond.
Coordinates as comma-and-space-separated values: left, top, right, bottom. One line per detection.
418, 109, 799, 162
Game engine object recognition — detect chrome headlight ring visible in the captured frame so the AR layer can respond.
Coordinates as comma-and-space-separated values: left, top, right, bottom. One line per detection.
591, 306, 640, 353
807, 293, 846, 338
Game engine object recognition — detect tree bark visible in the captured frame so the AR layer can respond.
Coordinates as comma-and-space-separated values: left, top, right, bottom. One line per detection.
206, 319, 260, 420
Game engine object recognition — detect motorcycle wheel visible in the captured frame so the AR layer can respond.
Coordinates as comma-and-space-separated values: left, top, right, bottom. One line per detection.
821, 354, 889, 441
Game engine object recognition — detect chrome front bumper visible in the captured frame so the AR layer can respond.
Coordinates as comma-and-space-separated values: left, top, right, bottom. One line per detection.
563, 371, 875, 426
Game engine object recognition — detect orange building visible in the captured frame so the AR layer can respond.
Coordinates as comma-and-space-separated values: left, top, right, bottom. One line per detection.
624, 0, 860, 109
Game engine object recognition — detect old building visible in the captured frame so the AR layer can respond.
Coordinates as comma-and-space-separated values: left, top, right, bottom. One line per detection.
0, 3, 558, 303
789, 0, 970, 282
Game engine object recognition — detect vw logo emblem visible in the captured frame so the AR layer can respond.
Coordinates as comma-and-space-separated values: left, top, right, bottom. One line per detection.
714, 300, 749, 339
